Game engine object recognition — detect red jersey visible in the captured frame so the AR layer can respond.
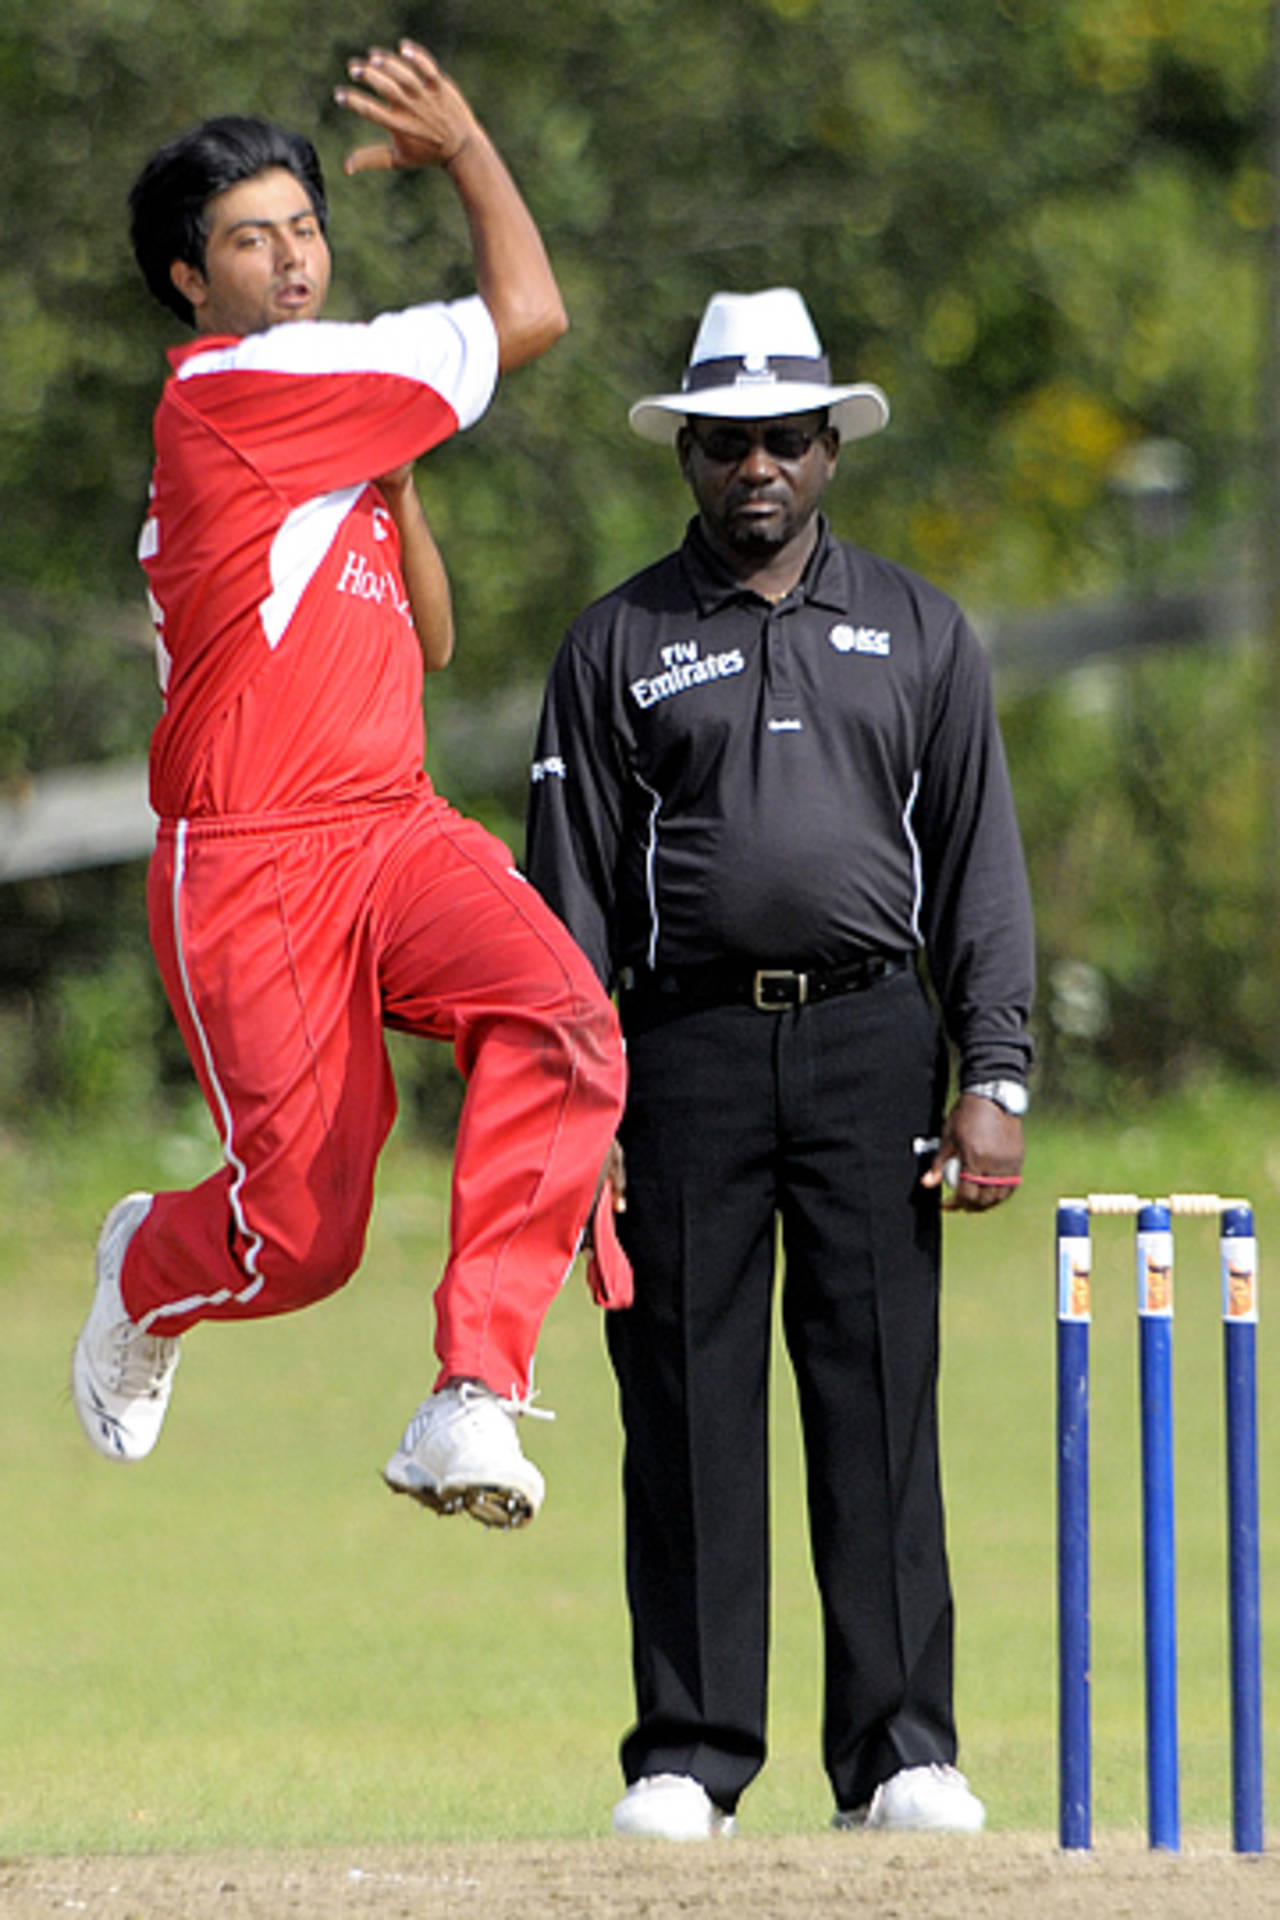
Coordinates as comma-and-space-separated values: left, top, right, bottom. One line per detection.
139, 295, 498, 818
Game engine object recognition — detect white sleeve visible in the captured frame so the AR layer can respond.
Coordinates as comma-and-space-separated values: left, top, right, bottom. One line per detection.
359, 295, 499, 429
178, 295, 500, 431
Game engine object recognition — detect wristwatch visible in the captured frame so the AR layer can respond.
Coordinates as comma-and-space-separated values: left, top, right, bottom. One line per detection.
962, 1078, 1029, 1116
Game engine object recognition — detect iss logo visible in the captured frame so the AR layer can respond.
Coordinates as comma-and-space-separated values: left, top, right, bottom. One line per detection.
829, 623, 891, 656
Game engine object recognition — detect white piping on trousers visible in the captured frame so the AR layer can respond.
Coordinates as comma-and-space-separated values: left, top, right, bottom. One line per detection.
135, 818, 265, 1332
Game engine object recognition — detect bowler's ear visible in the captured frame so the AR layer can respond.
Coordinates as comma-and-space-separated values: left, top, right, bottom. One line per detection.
169, 259, 208, 313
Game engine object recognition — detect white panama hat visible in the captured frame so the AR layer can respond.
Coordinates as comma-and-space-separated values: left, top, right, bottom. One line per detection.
628, 287, 889, 446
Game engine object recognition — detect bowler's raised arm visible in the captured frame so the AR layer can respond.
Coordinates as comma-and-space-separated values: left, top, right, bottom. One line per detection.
336, 39, 567, 371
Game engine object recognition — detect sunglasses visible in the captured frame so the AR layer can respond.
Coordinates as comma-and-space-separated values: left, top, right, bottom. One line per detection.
687, 420, 828, 464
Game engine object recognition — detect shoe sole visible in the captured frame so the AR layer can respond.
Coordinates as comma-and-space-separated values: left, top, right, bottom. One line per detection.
867, 1814, 985, 1832
613, 1814, 737, 1841
382, 1468, 537, 1530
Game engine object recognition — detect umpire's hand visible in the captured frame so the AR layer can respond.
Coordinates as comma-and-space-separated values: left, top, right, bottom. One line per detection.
922, 1092, 1024, 1213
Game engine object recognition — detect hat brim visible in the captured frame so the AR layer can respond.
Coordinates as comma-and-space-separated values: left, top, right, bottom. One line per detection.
628, 381, 890, 445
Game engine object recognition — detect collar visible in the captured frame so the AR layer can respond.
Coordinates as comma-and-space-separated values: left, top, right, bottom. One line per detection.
167, 333, 242, 373
679, 514, 849, 617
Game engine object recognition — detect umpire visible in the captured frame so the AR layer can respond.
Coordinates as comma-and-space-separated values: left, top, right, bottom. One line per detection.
525, 288, 1035, 1839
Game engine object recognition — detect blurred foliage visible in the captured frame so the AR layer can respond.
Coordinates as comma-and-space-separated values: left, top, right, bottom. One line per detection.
1006, 642, 1272, 1107
0, 0, 1276, 1120
0, 0, 1268, 634
0, 593, 155, 781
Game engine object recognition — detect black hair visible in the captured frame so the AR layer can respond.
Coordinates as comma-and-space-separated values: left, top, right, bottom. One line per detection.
129, 116, 328, 327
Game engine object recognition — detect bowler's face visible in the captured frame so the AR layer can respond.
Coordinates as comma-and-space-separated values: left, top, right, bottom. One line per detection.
171, 167, 331, 337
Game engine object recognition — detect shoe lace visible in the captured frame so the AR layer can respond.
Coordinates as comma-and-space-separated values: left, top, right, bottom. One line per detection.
446, 1376, 555, 1424
108, 1321, 178, 1398
498, 1387, 555, 1422
403, 1376, 556, 1450
496, 1360, 555, 1423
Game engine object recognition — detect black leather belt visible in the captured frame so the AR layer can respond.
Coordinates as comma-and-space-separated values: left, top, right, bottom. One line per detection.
620, 953, 907, 1012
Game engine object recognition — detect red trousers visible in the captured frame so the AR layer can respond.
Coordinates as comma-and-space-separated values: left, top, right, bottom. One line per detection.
122, 792, 625, 1402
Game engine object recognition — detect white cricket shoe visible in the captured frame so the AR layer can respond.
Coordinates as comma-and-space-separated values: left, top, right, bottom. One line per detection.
612, 1773, 737, 1841
383, 1382, 545, 1530
71, 1192, 181, 1463
835, 1763, 985, 1833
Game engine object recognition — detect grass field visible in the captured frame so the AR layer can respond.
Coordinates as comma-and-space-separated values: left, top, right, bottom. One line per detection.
1, 1079, 1276, 1854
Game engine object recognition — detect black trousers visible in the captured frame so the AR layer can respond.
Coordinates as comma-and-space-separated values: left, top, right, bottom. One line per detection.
609, 964, 956, 1814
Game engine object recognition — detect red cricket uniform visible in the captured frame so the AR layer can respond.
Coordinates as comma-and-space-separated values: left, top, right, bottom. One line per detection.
122, 296, 624, 1401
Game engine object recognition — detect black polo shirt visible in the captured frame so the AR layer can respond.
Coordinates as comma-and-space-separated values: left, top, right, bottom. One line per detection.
526, 516, 1033, 1083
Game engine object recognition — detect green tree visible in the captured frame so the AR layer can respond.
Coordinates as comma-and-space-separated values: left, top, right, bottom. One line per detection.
1, 0, 1269, 645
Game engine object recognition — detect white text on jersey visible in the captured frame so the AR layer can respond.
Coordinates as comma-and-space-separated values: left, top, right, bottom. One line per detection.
630, 646, 746, 710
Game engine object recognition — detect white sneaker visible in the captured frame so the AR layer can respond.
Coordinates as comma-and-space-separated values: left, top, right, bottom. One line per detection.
383, 1383, 545, 1530
837, 1763, 985, 1833
612, 1773, 737, 1841
71, 1193, 181, 1463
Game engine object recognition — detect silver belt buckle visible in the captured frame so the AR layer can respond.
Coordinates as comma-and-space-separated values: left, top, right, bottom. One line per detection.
753, 969, 808, 1010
